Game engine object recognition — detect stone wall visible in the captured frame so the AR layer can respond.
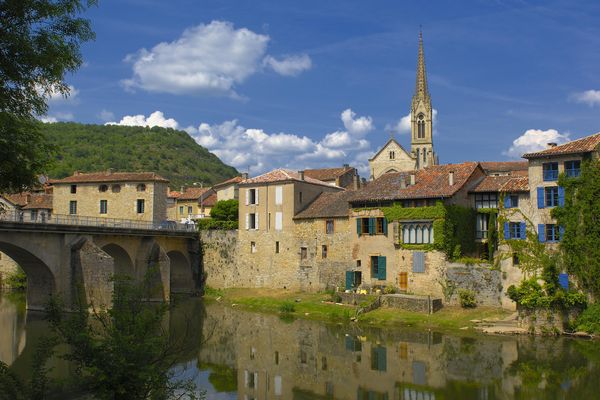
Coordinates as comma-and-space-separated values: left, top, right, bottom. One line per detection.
445, 263, 503, 308
382, 293, 443, 313
517, 307, 582, 334
200, 230, 239, 288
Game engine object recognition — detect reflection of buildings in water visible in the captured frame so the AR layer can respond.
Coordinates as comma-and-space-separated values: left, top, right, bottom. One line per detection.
0, 295, 26, 366
199, 303, 520, 400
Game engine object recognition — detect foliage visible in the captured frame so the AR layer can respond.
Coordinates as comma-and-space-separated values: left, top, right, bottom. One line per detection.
278, 301, 296, 313
5, 267, 27, 290
41, 122, 238, 188
196, 219, 238, 230
383, 285, 396, 294
443, 205, 477, 258
574, 303, 600, 334
45, 274, 203, 400
552, 160, 600, 299
210, 199, 239, 221
381, 201, 446, 220
454, 257, 488, 266
198, 363, 237, 393
458, 289, 477, 308
507, 278, 587, 309
487, 212, 497, 262
0, 0, 95, 191
204, 286, 225, 298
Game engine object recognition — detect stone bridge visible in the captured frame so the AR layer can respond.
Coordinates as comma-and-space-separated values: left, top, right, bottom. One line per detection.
0, 221, 201, 310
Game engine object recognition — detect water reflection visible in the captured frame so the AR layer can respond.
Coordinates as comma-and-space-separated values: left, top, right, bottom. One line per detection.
1, 293, 600, 400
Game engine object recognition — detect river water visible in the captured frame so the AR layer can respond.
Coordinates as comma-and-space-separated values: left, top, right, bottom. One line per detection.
1, 292, 599, 400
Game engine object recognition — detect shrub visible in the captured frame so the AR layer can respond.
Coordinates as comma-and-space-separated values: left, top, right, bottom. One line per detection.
210, 199, 239, 221
383, 285, 396, 295
196, 219, 238, 230
458, 289, 477, 308
330, 292, 342, 303
507, 278, 587, 309
575, 304, 600, 334
5, 269, 27, 290
279, 302, 295, 313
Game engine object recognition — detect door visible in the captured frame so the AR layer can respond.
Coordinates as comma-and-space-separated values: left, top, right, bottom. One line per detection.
345, 271, 354, 290
399, 272, 408, 292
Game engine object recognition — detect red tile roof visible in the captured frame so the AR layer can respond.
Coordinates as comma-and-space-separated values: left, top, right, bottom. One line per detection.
22, 194, 52, 209
350, 162, 482, 203
178, 187, 211, 201
213, 175, 244, 188
202, 193, 218, 207
167, 190, 181, 199
303, 166, 354, 182
480, 161, 528, 173
50, 171, 169, 184
523, 132, 600, 159
500, 176, 529, 192
241, 169, 343, 189
2, 193, 29, 207
294, 191, 353, 219
471, 175, 529, 193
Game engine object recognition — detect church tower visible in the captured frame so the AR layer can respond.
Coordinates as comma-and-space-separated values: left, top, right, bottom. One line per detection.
410, 31, 436, 169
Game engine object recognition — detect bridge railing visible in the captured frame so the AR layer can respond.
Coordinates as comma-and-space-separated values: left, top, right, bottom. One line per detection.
0, 210, 196, 233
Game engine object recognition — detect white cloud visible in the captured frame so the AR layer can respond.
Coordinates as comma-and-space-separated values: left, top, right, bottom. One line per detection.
98, 109, 115, 122
571, 90, 600, 107
38, 112, 74, 123
263, 54, 312, 76
37, 84, 79, 104
503, 129, 570, 158
106, 111, 179, 129
39, 116, 58, 124
385, 109, 438, 135
341, 108, 374, 136
122, 21, 310, 97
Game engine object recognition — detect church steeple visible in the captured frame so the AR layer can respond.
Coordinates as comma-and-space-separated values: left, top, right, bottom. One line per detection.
410, 30, 436, 169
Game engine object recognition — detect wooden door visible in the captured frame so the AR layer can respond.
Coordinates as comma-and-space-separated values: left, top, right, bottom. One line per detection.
399, 272, 408, 292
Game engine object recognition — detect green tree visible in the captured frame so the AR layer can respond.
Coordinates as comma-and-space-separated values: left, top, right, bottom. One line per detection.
210, 199, 239, 221
553, 159, 600, 299
0, 0, 96, 192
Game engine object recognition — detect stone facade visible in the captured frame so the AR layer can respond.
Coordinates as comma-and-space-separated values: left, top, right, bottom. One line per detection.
445, 263, 503, 307
369, 139, 416, 180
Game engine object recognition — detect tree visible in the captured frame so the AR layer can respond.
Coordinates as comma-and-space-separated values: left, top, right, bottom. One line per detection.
210, 199, 239, 221
0, 0, 96, 192
553, 159, 600, 300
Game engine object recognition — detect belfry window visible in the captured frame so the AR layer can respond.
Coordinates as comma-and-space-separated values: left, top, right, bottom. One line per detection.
417, 114, 425, 139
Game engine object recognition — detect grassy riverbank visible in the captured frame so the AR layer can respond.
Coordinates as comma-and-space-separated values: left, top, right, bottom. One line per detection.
204, 287, 512, 332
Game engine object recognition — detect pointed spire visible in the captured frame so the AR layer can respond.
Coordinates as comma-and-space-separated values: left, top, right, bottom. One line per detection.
415, 29, 429, 99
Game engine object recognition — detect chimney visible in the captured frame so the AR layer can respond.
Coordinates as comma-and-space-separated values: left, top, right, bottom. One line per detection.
241, 172, 249, 180
343, 163, 350, 169
400, 175, 407, 189
299, 170, 305, 181
547, 142, 558, 148
409, 173, 416, 186
353, 174, 359, 190
449, 171, 455, 186
26, 194, 31, 203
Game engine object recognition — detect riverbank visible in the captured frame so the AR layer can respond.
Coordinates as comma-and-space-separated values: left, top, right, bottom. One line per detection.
204, 287, 512, 332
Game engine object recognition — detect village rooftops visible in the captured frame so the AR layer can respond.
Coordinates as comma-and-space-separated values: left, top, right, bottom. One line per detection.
470, 175, 529, 193
239, 169, 343, 189
350, 162, 482, 203
202, 192, 218, 207
522, 132, 600, 159
479, 161, 528, 174
303, 166, 355, 182
177, 187, 211, 201
50, 170, 169, 184
1, 193, 30, 207
294, 191, 353, 220
22, 194, 53, 210
212, 175, 245, 189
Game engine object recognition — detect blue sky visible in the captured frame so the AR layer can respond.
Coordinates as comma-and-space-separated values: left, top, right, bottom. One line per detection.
44, 0, 600, 176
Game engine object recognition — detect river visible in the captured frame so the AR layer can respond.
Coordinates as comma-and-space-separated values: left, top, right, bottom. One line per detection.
1, 292, 599, 399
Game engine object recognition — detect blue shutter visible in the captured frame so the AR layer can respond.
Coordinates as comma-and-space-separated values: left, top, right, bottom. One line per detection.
378, 256, 386, 280
413, 252, 425, 273
559, 225, 565, 241
504, 222, 510, 240
519, 222, 526, 240
537, 187, 545, 209
504, 195, 511, 209
356, 218, 362, 237
558, 186, 565, 207
538, 224, 546, 242
346, 271, 354, 290
382, 218, 388, 235
559, 273, 569, 290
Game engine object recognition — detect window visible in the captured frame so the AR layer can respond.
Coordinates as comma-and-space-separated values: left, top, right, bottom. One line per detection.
417, 114, 425, 139
99, 184, 108, 192
274, 351, 279, 365
248, 188, 258, 205
100, 200, 108, 214
322, 245, 328, 259
248, 213, 257, 229
136, 184, 146, 192
371, 256, 386, 280
112, 184, 121, 193
136, 199, 145, 213
300, 247, 308, 260
325, 219, 334, 234
545, 186, 559, 207
299, 191, 303, 204
70, 184, 77, 194
475, 193, 498, 208
251, 241, 256, 253
275, 211, 283, 231
69, 200, 77, 214
179, 206, 184, 214
187, 206, 193, 215
402, 223, 434, 244
504, 194, 519, 208
275, 185, 283, 205
345, 271, 362, 290
546, 224, 559, 242
357, 217, 388, 236
389, 151, 395, 160
371, 346, 387, 372
543, 162, 559, 181
413, 251, 425, 273
565, 160, 581, 178
512, 253, 520, 265
476, 214, 488, 239
30, 210, 38, 221
274, 375, 282, 396
275, 241, 280, 254
505, 222, 525, 240
322, 356, 327, 370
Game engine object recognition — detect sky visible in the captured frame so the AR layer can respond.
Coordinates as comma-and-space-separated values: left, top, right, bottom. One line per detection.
44, 0, 600, 176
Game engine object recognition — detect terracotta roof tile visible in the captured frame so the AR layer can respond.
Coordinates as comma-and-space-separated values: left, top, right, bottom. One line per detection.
303, 167, 354, 182
178, 187, 210, 201
500, 176, 529, 192
167, 191, 181, 199
471, 175, 530, 193
213, 175, 244, 188
22, 194, 52, 209
241, 169, 342, 189
2, 193, 29, 207
523, 132, 600, 158
50, 171, 169, 184
480, 161, 528, 173
202, 193, 218, 207
294, 191, 353, 219
350, 162, 482, 203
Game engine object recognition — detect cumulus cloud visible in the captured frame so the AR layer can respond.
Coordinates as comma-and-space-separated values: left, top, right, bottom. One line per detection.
571, 90, 600, 107
106, 111, 179, 129
385, 109, 438, 135
36, 84, 79, 104
503, 129, 570, 158
122, 20, 310, 97
341, 108, 374, 136
263, 54, 312, 76
38, 112, 75, 123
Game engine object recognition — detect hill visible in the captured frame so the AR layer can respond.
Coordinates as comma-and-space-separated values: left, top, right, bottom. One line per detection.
40, 122, 238, 188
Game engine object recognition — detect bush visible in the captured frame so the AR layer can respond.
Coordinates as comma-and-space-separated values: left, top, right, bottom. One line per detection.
196, 219, 238, 230
507, 278, 587, 309
331, 293, 342, 303
575, 304, 600, 333
279, 302, 295, 313
458, 289, 477, 308
383, 285, 396, 294
5, 269, 27, 290
210, 199, 239, 221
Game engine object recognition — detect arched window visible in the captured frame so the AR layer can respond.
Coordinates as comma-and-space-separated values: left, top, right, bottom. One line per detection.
409, 226, 416, 243
417, 114, 425, 139
423, 148, 427, 163
415, 148, 420, 169
98, 184, 108, 192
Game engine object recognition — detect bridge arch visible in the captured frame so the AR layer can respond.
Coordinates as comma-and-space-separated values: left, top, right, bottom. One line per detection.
0, 242, 56, 311
101, 243, 134, 279
168, 250, 193, 294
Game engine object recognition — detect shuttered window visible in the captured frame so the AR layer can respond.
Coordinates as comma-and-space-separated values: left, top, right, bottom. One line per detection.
371, 256, 386, 280
275, 212, 283, 231
413, 251, 425, 273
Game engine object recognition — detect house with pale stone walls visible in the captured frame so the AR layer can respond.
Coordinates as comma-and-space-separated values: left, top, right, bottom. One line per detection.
303, 165, 359, 189
213, 174, 246, 202
172, 187, 216, 222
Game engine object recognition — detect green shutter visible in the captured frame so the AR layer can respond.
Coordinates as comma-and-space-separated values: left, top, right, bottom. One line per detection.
378, 256, 386, 280
345, 271, 354, 290
378, 347, 387, 372
382, 218, 388, 235
356, 218, 362, 237
368, 218, 375, 235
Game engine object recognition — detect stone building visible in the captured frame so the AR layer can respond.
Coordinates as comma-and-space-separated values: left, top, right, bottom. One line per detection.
171, 187, 216, 223
369, 32, 437, 180
213, 175, 245, 202
50, 171, 169, 223
303, 165, 359, 189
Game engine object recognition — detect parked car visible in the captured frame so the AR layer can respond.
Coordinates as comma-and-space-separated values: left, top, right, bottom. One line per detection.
158, 220, 177, 230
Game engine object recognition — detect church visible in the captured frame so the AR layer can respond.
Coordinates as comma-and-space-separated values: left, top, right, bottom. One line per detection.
369, 32, 437, 180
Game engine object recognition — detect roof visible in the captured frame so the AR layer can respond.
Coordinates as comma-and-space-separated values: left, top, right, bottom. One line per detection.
479, 161, 528, 173
350, 162, 482, 203
167, 190, 181, 199
213, 175, 244, 189
368, 138, 412, 162
178, 187, 210, 201
22, 194, 52, 210
500, 176, 529, 192
1, 193, 29, 207
202, 193, 217, 207
303, 166, 354, 182
240, 169, 342, 189
50, 171, 169, 184
523, 132, 600, 159
294, 191, 353, 219
471, 175, 529, 193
